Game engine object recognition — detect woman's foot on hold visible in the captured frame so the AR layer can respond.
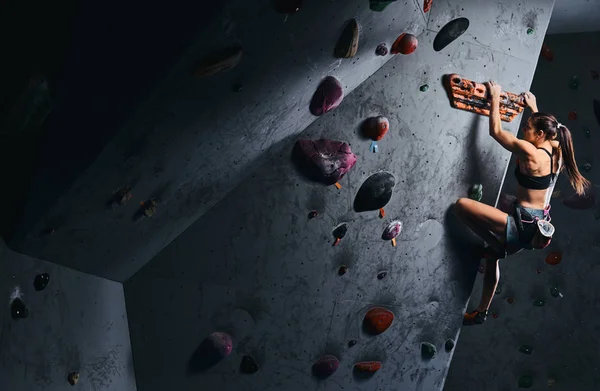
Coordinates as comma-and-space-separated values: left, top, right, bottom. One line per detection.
463, 309, 488, 325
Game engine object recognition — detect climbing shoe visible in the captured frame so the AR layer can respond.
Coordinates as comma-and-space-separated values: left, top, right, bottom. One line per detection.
463, 309, 488, 326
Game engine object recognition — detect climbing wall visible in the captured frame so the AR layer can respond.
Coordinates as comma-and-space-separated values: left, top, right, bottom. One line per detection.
445, 31, 600, 391
123, 1, 555, 390
0, 239, 136, 391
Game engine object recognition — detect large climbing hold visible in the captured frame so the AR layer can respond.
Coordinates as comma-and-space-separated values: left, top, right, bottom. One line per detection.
468, 184, 483, 201
423, 0, 432, 13
391, 33, 418, 55
335, 19, 359, 58
292, 139, 357, 185
192, 46, 243, 77
312, 355, 339, 379
354, 171, 395, 213
309, 76, 344, 116
421, 342, 437, 359
433, 18, 469, 52
363, 307, 394, 335
11, 298, 28, 320
273, 0, 303, 14
563, 191, 595, 210
369, 0, 396, 12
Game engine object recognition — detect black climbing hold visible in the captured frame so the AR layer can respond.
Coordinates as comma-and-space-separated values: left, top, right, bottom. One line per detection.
421, 342, 437, 359
308, 210, 318, 219
348, 339, 357, 347
338, 265, 348, 275
519, 345, 533, 355
240, 355, 259, 374
377, 271, 387, 280
445, 339, 455, 352
354, 171, 395, 212
333, 223, 348, 239
11, 298, 28, 320
433, 17, 470, 52
33, 273, 50, 291
67, 372, 79, 386
375, 43, 388, 56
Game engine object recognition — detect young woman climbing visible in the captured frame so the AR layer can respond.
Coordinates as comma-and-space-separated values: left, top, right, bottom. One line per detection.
456, 81, 590, 326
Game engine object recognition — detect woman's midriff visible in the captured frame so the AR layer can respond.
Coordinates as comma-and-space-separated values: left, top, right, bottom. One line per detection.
516, 185, 549, 210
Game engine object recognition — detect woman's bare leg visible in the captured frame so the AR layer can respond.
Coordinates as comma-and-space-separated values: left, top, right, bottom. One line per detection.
476, 258, 500, 312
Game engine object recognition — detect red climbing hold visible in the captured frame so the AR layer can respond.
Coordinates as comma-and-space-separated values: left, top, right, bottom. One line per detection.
423, 0, 432, 13
312, 355, 339, 379
310, 76, 344, 116
492, 313, 499, 319
568, 111, 577, 121
391, 33, 418, 55
363, 116, 390, 141
540, 43, 553, 62
545, 251, 562, 266
353, 361, 382, 373
363, 307, 394, 335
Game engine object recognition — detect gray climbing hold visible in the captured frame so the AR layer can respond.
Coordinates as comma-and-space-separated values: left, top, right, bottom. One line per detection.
421, 342, 436, 359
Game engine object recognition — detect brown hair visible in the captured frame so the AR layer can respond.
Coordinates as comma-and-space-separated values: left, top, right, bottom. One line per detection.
530, 112, 590, 195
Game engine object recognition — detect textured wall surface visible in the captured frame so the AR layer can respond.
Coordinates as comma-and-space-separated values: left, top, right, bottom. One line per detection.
445, 31, 600, 391
0, 239, 136, 391
10, 0, 427, 282
547, 0, 600, 35
124, 2, 554, 390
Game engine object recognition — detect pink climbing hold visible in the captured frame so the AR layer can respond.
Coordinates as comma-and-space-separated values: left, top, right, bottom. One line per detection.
312, 355, 339, 379
208, 332, 233, 358
310, 76, 344, 116
292, 139, 357, 185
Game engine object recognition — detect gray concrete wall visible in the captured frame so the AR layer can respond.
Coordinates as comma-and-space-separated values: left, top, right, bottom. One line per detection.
444, 31, 600, 391
0, 238, 136, 391
124, 2, 555, 390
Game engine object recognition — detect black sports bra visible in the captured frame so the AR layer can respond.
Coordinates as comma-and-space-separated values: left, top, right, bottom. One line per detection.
514, 148, 555, 190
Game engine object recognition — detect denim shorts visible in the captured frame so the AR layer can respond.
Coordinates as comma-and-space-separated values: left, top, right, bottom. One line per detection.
505, 204, 547, 255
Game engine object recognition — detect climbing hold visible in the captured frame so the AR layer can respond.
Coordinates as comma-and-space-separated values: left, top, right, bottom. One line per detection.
232, 83, 243, 93
309, 76, 344, 116
334, 182, 342, 189
335, 19, 359, 58
581, 162, 592, 172
507, 297, 515, 304
433, 18, 469, 52
533, 299, 545, 307
518, 375, 533, 388
591, 70, 599, 80
550, 286, 563, 298
552, 189, 561, 198
492, 313, 499, 319
292, 139, 357, 185
44, 227, 55, 236
354, 172, 395, 212
421, 342, 436, 359
536, 268, 542, 274
363, 307, 394, 335
207, 332, 233, 358
548, 377, 556, 387
419, 84, 429, 92
423, 0, 432, 13
563, 191, 595, 210
348, 339, 357, 347
338, 265, 348, 275
369, 0, 396, 12
519, 345, 533, 355
568, 111, 577, 121
308, 210, 318, 219
33, 273, 50, 291
11, 298, 28, 320
584, 127, 591, 138
381, 221, 402, 243
478, 263, 485, 274
67, 372, 79, 386
391, 33, 418, 55
495, 285, 502, 294
240, 355, 259, 374
568, 76, 580, 89
468, 184, 483, 201
445, 339, 455, 352
594, 100, 600, 128
332, 223, 348, 246
526, 27, 535, 35
362, 116, 390, 141
540, 43, 553, 62
545, 251, 562, 265
273, 0, 303, 14
377, 271, 388, 280
141, 199, 158, 217
379, 208, 385, 218
192, 45, 243, 77
312, 355, 339, 379
375, 43, 388, 56
112, 186, 132, 206
353, 361, 382, 373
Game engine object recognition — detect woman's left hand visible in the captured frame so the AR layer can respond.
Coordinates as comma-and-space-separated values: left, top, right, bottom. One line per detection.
485, 81, 502, 101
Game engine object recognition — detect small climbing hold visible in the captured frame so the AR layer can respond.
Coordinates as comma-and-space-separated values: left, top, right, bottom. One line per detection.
33, 273, 50, 291
421, 342, 436, 359
584, 127, 591, 138
308, 210, 318, 219
540, 43, 553, 62
11, 298, 28, 320
468, 184, 483, 201
67, 372, 79, 386
526, 27, 535, 35
419, 84, 429, 92
518, 375, 533, 388
192, 45, 243, 77
478, 263, 485, 274
240, 355, 259, 374
273, 0, 303, 14
568, 76, 580, 89
363, 307, 394, 335
369, 141, 378, 153
591, 70, 599, 80
113, 186, 132, 206
423, 0, 432, 13
309, 76, 344, 116
354, 171, 395, 213
141, 199, 158, 218
312, 355, 339, 379
379, 208, 385, 218
381, 221, 402, 245
44, 227, 55, 236
495, 285, 502, 294
550, 286, 563, 298
391, 33, 418, 55
363, 116, 390, 141
492, 313, 499, 319
433, 18, 469, 52
545, 251, 562, 265
232, 83, 243, 93
568, 111, 577, 120
334, 182, 342, 189
581, 162, 592, 172
536, 268, 542, 274
207, 332, 233, 358
348, 339, 357, 347
292, 139, 357, 185
548, 377, 556, 387
332, 223, 348, 246
377, 271, 387, 280
369, 0, 396, 12
507, 297, 515, 304
375, 43, 388, 56
338, 265, 348, 275
445, 339, 455, 352
533, 299, 545, 307
563, 191, 595, 210
519, 345, 533, 355
335, 19, 359, 59
353, 361, 382, 373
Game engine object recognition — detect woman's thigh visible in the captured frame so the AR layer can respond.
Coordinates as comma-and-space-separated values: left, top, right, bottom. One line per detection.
455, 197, 509, 236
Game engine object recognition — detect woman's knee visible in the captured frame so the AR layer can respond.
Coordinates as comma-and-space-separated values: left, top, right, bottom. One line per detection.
455, 197, 470, 215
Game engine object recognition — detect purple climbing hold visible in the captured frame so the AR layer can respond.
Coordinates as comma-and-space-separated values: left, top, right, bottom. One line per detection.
208, 332, 233, 358
376, 43, 388, 56
292, 139, 357, 185
309, 76, 344, 116
381, 221, 402, 240
312, 355, 339, 379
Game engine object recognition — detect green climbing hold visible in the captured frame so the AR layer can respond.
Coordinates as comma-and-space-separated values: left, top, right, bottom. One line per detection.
518, 345, 533, 355
421, 342, 436, 359
533, 299, 545, 307
468, 184, 483, 201
526, 28, 535, 35
568, 76, 580, 89
419, 84, 429, 92
550, 286, 563, 298
518, 375, 533, 388
369, 0, 397, 11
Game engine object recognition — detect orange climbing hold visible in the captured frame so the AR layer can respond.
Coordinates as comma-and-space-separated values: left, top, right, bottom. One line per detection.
363, 307, 394, 335
354, 361, 382, 373
545, 251, 562, 266
335, 182, 342, 189
379, 208, 385, 218
423, 0, 432, 12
